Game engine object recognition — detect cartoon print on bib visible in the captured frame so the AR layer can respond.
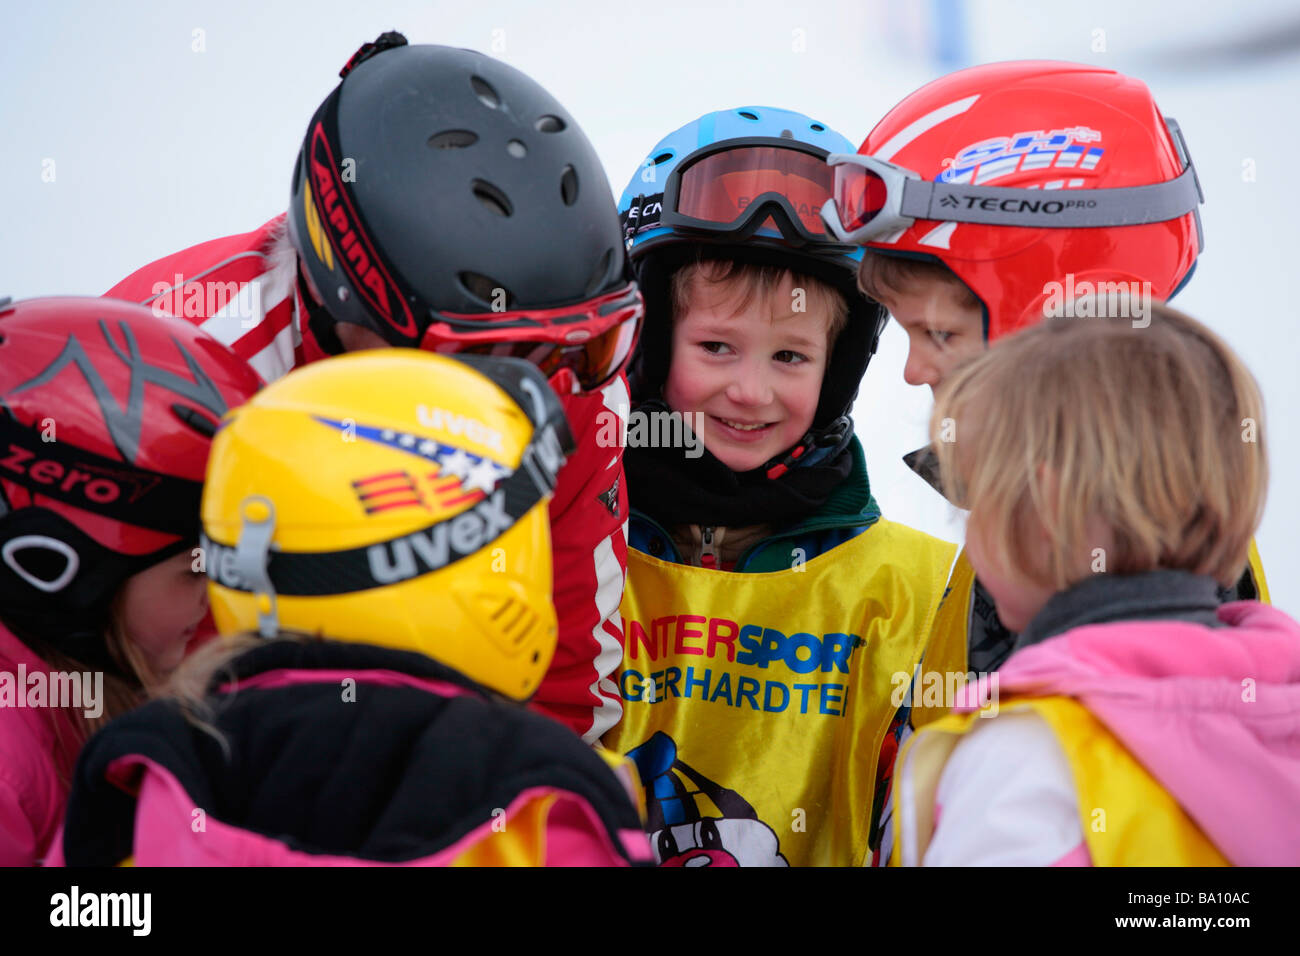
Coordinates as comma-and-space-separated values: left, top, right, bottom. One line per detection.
627, 731, 787, 867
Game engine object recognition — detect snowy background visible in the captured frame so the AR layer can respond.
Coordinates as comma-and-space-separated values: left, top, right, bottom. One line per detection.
3, 0, 1297, 616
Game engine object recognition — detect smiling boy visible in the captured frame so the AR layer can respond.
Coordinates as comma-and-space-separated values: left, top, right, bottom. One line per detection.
664, 261, 846, 476
603, 107, 955, 867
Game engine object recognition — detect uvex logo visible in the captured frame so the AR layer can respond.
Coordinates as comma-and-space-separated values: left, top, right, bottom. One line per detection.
308, 123, 417, 340
0, 444, 130, 504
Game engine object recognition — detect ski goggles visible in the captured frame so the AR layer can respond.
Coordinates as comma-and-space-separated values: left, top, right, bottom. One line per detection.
821, 118, 1204, 244
627, 138, 851, 247
419, 284, 643, 393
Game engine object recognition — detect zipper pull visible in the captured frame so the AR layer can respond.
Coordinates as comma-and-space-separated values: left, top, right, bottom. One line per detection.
699, 526, 717, 569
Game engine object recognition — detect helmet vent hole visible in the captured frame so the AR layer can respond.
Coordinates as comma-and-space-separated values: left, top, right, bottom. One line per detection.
428, 129, 479, 150
584, 248, 613, 297
652, 151, 673, 165
459, 272, 514, 309
472, 179, 513, 217
738, 110, 759, 120
506, 139, 527, 158
535, 114, 566, 133
470, 75, 500, 109
810, 123, 825, 131
172, 403, 218, 439
560, 165, 579, 206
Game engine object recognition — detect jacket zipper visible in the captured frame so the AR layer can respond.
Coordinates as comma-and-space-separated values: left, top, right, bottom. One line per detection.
699, 526, 717, 570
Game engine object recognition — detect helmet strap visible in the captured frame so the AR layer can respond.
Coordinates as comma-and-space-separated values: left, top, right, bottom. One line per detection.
232, 497, 279, 638
295, 266, 346, 357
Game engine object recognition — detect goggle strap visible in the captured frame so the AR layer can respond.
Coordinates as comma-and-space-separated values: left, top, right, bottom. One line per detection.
623, 192, 666, 238
1164, 116, 1206, 254
899, 165, 1203, 229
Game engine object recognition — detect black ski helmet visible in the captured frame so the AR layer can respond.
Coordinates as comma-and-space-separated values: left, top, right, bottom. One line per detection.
288, 32, 632, 351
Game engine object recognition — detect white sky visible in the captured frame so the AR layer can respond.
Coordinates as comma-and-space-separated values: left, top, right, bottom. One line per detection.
4, 0, 1297, 615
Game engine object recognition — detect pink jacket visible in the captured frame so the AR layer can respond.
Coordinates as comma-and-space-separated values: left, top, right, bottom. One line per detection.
0, 623, 83, 866
48, 638, 653, 866
958, 601, 1300, 865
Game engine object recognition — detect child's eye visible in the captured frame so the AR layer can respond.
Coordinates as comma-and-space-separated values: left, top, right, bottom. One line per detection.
700, 341, 732, 355
928, 329, 954, 346
774, 350, 809, 365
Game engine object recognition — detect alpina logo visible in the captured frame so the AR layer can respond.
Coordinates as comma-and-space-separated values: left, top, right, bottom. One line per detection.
308, 123, 417, 340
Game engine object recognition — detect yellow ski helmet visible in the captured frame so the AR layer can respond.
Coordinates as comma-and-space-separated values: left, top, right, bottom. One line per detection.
200, 350, 573, 700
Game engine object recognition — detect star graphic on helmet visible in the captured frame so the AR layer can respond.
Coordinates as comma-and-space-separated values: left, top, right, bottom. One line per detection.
463, 458, 508, 494
437, 447, 474, 480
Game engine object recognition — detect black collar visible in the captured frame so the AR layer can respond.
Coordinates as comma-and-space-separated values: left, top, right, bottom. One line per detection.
1014, 569, 1222, 655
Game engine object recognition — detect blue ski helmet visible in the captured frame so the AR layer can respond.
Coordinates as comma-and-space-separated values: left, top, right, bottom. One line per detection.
618, 106, 885, 443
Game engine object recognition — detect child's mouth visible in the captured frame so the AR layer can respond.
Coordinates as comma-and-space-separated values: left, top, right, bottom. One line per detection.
712, 416, 774, 441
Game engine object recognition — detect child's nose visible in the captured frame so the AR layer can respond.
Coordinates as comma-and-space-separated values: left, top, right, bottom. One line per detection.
903, 341, 939, 389
725, 362, 774, 407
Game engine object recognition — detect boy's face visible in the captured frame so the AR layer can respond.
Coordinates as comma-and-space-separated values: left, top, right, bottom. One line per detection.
664, 270, 830, 473
884, 282, 985, 393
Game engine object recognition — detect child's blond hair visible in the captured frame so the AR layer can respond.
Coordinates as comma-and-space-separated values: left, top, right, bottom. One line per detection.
931, 302, 1267, 591
671, 258, 849, 346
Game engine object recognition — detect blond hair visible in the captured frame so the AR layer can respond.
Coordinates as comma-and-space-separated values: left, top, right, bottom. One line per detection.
932, 303, 1267, 591
21, 599, 156, 787
670, 258, 849, 347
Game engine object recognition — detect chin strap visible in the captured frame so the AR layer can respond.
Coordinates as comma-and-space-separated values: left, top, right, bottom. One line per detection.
763, 415, 852, 480
296, 267, 346, 357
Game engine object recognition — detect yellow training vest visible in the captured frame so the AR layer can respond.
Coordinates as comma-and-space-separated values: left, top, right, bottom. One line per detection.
911, 540, 1272, 732
603, 519, 955, 867
891, 697, 1228, 866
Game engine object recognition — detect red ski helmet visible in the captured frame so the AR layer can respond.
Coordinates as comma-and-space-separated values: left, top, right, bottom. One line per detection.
850, 61, 1202, 341
0, 297, 261, 669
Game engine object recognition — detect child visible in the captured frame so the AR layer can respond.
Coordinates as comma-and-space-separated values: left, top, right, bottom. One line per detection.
606, 107, 956, 866
103, 32, 643, 744
0, 296, 260, 865
819, 60, 1269, 681
53, 350, 652, 866
891, 303, 1300, 866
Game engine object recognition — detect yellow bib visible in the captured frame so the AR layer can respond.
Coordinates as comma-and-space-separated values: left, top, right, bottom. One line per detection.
603, 519, 954, 866
892, 697, 1228, 866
